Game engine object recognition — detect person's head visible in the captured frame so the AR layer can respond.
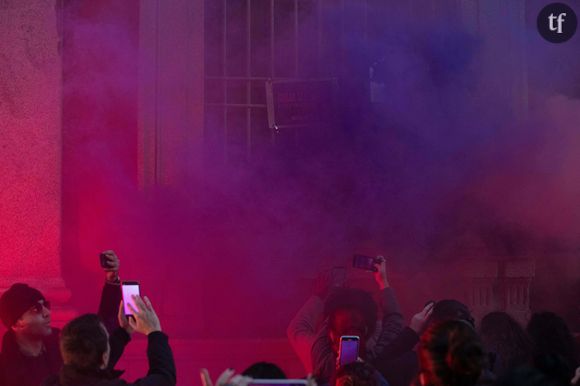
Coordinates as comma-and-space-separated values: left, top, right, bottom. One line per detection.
60, 314, 110, 371
428, 300, 474, 328
242, 362, 286, 379
334, 362, 379, 386
324, 288, 377, 353
494, 366, 561, 386
418, 320, 484, 386
479, 312, 532, 375
0, 283, 52, 338
527, 312, 578, 367
531, 353, 576, 386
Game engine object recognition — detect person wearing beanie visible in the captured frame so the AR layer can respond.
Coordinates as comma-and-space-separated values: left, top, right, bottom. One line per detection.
0, 250, 131, 386
0, 284, 50, 332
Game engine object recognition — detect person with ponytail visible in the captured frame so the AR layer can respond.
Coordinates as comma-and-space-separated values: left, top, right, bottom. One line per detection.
416, 320, 493, 386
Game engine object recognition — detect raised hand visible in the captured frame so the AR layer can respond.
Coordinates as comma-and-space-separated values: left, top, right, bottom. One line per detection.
100, 250, 120, 283
127, 295, 162, 335
118, 300, 135, 335
373, 256, 390, 290
410, 301, 435, 334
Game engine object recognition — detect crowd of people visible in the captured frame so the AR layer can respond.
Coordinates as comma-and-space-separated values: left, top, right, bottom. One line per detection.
0, 252, 578, 386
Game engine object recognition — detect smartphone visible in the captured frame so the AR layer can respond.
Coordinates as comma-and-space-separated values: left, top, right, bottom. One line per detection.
121, 281, 140, 316
353, 254, 378, 272
250, 380, 308, 386
338, 335, 360, 367
99, 252, 113, 268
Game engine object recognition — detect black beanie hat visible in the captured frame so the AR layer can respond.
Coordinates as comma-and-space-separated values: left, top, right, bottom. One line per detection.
0, 283, 46, 328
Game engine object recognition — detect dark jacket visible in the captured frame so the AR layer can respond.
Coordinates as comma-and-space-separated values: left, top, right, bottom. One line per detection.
0, 282, 126, 386
374, 349, 418, 386
41, 331, 176, 386
0, 327, 62, 386
311, 288, 405, 384
370, 327, 420, 386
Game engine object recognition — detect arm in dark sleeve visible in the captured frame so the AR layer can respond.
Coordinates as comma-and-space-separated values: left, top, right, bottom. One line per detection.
311, 323, 336, 384
129, 332, 177, 386
371, 327, 419, 365
97, 282, 122, 334
107, 327, 131, 370
287, 295, 324, 373
367, 288, 406, 361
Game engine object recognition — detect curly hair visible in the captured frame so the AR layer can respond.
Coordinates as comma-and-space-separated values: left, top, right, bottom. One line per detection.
324, 288, 378, 338
418, 320, 484, 386
334, 361, 379, 386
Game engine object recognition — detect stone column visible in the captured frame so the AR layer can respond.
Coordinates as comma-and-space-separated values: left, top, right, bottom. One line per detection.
0, 0, 74, 328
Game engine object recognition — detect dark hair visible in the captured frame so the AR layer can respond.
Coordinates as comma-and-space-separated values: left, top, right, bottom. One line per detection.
494, 366, 561, 386
324, 288, 377, 338
531, 353, 576, 386
418, 320, 484, 386
479, 312, 532, 376
242, 362, 286, 379
334, 361, 379, 386
526, 312, 578, 382
429, 300, 474, 328
60, 314, 108, 371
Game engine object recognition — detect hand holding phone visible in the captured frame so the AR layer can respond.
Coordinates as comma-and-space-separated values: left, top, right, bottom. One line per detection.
372, 256, 389, 289
125, 293, 162, 335
117, 299, 135, 335
353, 254, 389, 289
100, 252, 112, 268
338, 335, 360, 367
353, 255, 379, 272
100, 250, 119, 270
121, 281, 140, 316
